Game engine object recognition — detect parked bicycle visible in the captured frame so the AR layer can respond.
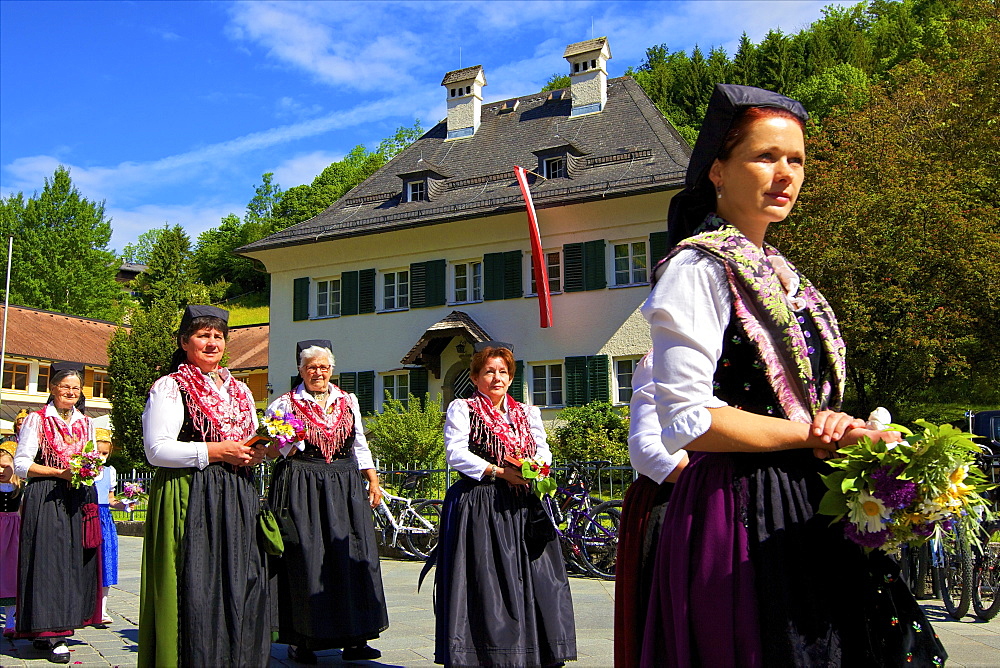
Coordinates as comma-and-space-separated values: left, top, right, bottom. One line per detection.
371, 471, 443, 560
544, 460, 622, 580
971, 449, 1000, 620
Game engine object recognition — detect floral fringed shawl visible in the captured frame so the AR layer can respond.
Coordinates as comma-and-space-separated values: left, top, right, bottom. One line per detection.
37, 409, 90, 468
466, 392, 536, 464
170, 363, 256, 443
289, 387, 355, 463
668, 215, 847, 423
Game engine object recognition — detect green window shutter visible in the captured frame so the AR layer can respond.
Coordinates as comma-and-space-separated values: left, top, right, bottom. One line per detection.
509, 360, 525, 402
586, 355, 610, 403
410, 262, 427, 308
649, 230, 670, 269
504, 250, 523, 299
293, 277, 310, 321
359, 268, 376, 314
563, 243, 584, 292
409, 367, 429, 406
583, 239, 606, 291
357, 370, 376, 415
342, 271, 360, 316
339, 372, 358, 395
564, 356, 589, 407
483, 252, 505, 301
425, 259, 446, 307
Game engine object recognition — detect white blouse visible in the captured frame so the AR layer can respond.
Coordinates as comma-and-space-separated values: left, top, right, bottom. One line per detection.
142, 367, 258, 469
627, 352, 689, 484
13, 405, 96, 479
444, 396, 550, 480
265, 384, 375, 471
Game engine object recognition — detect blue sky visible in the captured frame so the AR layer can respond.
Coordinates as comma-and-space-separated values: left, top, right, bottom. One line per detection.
1, 0, 841, 253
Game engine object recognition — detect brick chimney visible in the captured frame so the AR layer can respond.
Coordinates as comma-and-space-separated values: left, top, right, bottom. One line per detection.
442, 65, 486, 140
564, 37, 612, 116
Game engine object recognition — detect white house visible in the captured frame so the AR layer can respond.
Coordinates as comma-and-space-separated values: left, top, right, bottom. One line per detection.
239, 38, 691, 422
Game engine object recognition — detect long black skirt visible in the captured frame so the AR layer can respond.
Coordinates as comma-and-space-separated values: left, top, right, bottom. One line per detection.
17, 477, 100, 633
268, 455, 388, 650
434, 476, 577, 667
179, 464, 271, 667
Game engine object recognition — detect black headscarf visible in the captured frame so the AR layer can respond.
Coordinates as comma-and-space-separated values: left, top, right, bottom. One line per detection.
168, 305, 230, 373
666, 84, 809, 251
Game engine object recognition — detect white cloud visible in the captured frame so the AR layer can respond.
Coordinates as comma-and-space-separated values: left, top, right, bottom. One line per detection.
271, 151, 343, 189
107, 202, 243, 252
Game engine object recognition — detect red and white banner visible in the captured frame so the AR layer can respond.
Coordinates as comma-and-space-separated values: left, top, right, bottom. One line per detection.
514, 165, 552, 328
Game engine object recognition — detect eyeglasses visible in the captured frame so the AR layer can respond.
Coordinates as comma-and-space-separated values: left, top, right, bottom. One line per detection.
304, 365, 332, 373
56, 384, 82, 393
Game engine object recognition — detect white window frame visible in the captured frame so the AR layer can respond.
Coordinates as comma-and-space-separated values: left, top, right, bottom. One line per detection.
382, 372, 410, 409
530, 362, 564, 407
407, 180, 427, 202
613, 356, 642, 404
451, 260, 483, 304
611, 239, 649, 287
543, 156, 567, 179
382, 269, 410, 311
527, 249, 562, 296
315, 277, 341, 318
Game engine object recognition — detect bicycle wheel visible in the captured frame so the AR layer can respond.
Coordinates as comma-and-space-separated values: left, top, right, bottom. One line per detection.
577, 500, 621, 580
937, 543, 973, 619
973, 544, 1000, 620
405, 500, 443, 560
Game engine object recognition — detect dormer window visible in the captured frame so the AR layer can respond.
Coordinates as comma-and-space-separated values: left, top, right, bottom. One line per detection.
407, 180, 427, 202
544, 156, 567, 179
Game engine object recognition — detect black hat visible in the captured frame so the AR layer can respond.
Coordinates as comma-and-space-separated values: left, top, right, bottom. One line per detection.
474, 341, 514, 354
178, 305, 229, 333
296, 339, 332, 364
666, 84, 809, 250
50, 361, 85, 375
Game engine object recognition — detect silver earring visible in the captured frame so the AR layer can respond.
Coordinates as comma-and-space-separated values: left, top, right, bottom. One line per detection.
716, 185, 723, 199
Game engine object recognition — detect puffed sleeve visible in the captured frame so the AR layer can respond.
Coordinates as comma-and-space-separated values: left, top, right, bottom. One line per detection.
443, 400, 493, 480
142, 376, 210, 469
13, 411, 41, 478
526, 405, 551, 465
349, 393, 376, 470
627, 353, 688, 483
640, 249, 731, 454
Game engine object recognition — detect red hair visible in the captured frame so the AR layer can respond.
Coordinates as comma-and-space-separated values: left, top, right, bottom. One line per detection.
470, 346, 515, 378
717, 106, 806, 161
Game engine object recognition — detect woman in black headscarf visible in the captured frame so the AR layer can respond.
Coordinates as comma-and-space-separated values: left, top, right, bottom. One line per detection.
639, 84, 944, 666
138, 305, 269, 667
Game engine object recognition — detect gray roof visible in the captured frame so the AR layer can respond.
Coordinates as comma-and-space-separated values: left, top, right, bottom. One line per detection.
564, 37, 608, 58
239, 76, 690, 254
441, 66, 485, 86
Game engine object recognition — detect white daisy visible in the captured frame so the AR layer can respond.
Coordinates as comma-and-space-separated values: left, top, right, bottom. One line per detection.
848, 490, 891, 533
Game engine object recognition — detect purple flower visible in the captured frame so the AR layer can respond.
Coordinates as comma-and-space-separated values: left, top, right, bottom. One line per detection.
913, 523, 935, 537
843, 521, 889, 549
870, 466, 918, 509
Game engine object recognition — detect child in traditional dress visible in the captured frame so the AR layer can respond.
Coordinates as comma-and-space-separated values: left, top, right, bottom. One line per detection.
94, 430, 124, 625
0, 442, 23, 637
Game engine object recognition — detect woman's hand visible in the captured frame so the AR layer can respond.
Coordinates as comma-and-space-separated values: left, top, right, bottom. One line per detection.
363, 470, 382, 508
839, 426, 903, 448
59, 468, 73, 481
496, 465, 528, 487
208, 440, 254, 466
811, 410, 865, 460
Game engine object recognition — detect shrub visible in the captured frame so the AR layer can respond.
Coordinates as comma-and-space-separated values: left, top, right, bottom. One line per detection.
551, 401, 630, 465
365, 393, 446, 468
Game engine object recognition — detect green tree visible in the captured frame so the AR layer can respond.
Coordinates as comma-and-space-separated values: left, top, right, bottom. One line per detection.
107, 299, 178, 470
365, 393, 446, 467
132, 224, 215, 308
541, 73, 571, 91
0, 166, 122, 320
121, 227, 167, 264
551, 401, 630, 465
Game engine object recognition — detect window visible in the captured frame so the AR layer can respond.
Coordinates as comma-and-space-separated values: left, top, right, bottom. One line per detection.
2, 361, 28, 391
613, 241, 648, 286
483, 250, 522, 301
407, 180, 426, 202
383, 373, 410, 409
383, 270, 409, 310
37, 364, 51, 394
92, 372, 111, 399
529, 251, 562, 294
614, 357, 640, 403
543, 156, 567, 179
453, 261, 482, 303
531, 364, 563, 407
316, 278, 341, 317
565, 355, 610, 406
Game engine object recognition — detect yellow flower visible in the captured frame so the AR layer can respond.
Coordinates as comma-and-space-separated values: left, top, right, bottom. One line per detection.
950, 465, 968, 485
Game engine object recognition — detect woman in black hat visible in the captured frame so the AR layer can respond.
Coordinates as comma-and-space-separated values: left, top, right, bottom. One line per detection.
266, 340, 387, 664
639, 84, 944, 666
138, 305, 269, 668
12, 362, 100, 663
432, 342, 576, 667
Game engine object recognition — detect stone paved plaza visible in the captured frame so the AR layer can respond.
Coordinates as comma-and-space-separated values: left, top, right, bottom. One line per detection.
3, 535, 999, 666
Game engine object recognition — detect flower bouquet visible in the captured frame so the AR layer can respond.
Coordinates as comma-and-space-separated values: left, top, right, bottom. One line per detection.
819, 418, 994, 553
68, 440, 104, 488
120, 482, 147, 508
259, 409, 306, 447
507, 455, 557, 499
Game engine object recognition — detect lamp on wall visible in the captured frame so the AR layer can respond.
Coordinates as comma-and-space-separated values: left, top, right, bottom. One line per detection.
266, 382, 273, 396
455, 341, 466, 355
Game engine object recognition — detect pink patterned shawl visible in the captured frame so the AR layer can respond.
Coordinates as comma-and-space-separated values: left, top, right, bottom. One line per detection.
466, 391, 537, 464
170, 363, 256, 442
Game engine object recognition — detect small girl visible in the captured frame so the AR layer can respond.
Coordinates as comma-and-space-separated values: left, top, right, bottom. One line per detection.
0, 442, 23, 636
94, 430, 124, 625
